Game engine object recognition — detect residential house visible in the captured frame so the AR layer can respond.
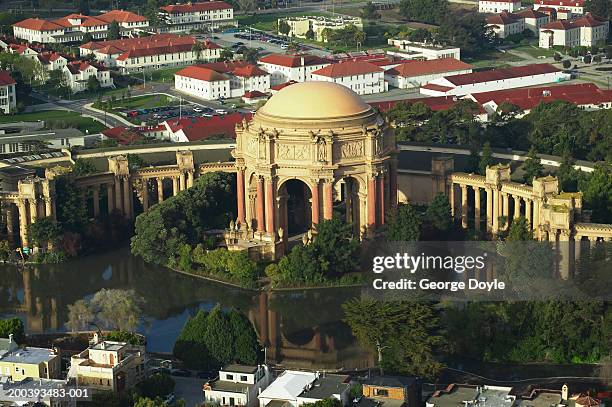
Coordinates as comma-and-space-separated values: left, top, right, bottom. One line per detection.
258, 371, 351, 407
12, 10, 148, 44
359, 376, 421, 407
512, 8, 550, 34
68, 335, 147, 393
486, 12, 525, 38
203, 364, 271, 407
310, 60, 387, 95
79, 33, 221, 73
539, 13, 609, 48
159, 1, 235, 33
258, 53, 331, 86
63, 61, 113, 93
426, 385, 515, 407
174, 61, 269, 100
385, 58, 473, 88
36, 52, 69, 80
8, 44, 39, 60
386, 40, 461, 60
478, 0, 522, 13
533, 0, 585, 15
0, 71, 16, 114
0, 344, 61, 381
420, 63, 568, 96
278, 15, 363, 42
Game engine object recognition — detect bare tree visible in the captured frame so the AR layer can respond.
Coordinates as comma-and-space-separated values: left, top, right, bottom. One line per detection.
66, 299, 94, 332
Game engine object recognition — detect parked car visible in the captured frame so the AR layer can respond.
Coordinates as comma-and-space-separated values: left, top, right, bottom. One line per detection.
214, 108, 227, 114
193, 106, 203, 112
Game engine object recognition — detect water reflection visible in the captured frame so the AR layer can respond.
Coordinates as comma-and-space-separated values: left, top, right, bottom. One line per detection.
0, 249, 374, 370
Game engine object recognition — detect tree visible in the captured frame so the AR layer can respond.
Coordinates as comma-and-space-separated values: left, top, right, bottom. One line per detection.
583, 54, 592, 64
522, 147, 543, 184
278, 19, 291, 36
361, 1, 381, 19
87, 76, 101, 93
399, 0, 448, 24
135, 373, 175, 399
437, 12, 492, 55
0, 318, 25, 343
127, 153, 145, 169
310, 216, 360, 275
237, 0, 256, 11
585, 0, 610, 18
507, 217, 532, 241
29, 217, 61, 249
553, 53, 562, 61
562, 59, 571, 69
425, 193, 452, 233
228, 309, 260, 364
556, 153, 581, 192
579, 162, 612, 223
192, 41, 203, 62
305, 28, 315, 40
303, 400, 343, 407
145, 0, 160, 28
81, 32, 93, 45
72, 158, 97, 176
408, 28, 433, 42
219, 48, 234, 62
54, 176, 88, 233
78, 0, 90, 15
90, 289, 143, 332
66, 299, 95, 332
386, 203, 421, 241
478, 142, 493, 175
108, 21, 120, 40
342, 299, 443, 378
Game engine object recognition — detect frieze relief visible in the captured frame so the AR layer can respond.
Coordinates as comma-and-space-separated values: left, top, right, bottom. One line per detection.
339, 140, 364, 159
276, 143, 310, 160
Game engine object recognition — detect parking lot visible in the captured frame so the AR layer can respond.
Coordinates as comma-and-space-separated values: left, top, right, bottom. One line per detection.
204, 30, 330, 57
121, 103, 253, 125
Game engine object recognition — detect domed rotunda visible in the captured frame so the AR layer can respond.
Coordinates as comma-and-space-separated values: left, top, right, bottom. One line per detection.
229, 81, 397, 258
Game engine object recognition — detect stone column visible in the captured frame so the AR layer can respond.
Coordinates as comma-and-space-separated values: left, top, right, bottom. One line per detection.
486, 188, 492, 233
179, 173, 186, 191
367, 176, 377, 230
107, 183, 114, 213
388, 162, 398, 209
265, 177, 275, 236
449, 182, 455, 218
256, 177, 265, 233
558, 230, 570, 280
378, 174, 385, 226
323, 180, 333, 221
461, 184, 468, 229
122, 177, 131, 219
29, 199, 38, 225
492, 189, 500, 234
18, 200, 28, 247
311, 180, 320, 226
172, 177, 179, 196
513, 195, 521, 220
525, 199, 532, 228
114, 178, 123, 213
6, 205, 14, 238
474, 187, 481, 232
236, 169, 246, 225
574, 234, 582, 265
92, 188, 100, 217
187, 171, 194, 188
502, 193, 509, 218
142, 180, 149, 211
532, 200, 540, 238
157, 178, 164, 203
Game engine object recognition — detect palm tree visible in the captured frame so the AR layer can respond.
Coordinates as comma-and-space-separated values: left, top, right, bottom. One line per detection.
192, 42, 203, 62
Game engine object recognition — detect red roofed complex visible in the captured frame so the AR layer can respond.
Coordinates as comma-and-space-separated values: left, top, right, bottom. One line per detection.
310, 60, 387, 95
420, 63, 568, 96
79, 33, 221, 73
12, 10, 149, 44
385, 58, 473, 89
539, 13, 609, 48
175, 61, 270, 100
0, 70, 16, 113
258, 53, 331, 85
534, 0, 585, 15
159, 1, 235, 33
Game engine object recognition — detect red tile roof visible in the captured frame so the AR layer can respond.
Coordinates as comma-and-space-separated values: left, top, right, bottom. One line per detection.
421, 83, 454, 92
0, 71, 16, 86
513, 8, 549, 18
13, 18, 64, 31
442, 63, 561, 86
270, 80, 297, 91
487, 11, 521, 24
97, 10, 148, 23
471, 83, 612, 110
178, 61, 268, 79
102, 126, 143, 144
232, 64, 268, 77
541, 13, 607, 29
165, 112, 251, 141
243, 90, 267, 98
259, 53, 329, 67
311, 60, 383, 78
175, 65, 229, 81
160, 1, 233, 13
386, 58, 473, 77
478, 0, 520, 2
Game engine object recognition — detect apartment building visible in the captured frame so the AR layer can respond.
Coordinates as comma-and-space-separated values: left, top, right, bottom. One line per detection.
478, 0, 522, 13
513, 8, 550, 34
533, 0, 586, 15
63, 61, 114, 93
0, 345, 61, 381
13, 10, 148, 44
310, 60, 387, 95
69, 336, 147, 393
258, 53, 331, 86
486, 12, 525, 38
0, 71, 16, 114
279, 15, 363, 42
385, 58, 473, 89
174, 61, 270, 100
36, 52, 69, 79
159, 1, 235, 32
203, 364, 271, 407
80, 33, 220, 73
539, 13, 609, 48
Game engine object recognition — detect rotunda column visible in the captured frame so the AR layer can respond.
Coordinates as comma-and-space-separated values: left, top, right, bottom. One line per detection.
92, 187, 100, 217
378, 174, 385, 226
256, 176, 265, 233
265, 176, 276, 237
525, 199, 532, 228
311, 179, 320, 226
486, 187, 493, 233
237, 169, 246, 225
323, 180, 333, 221
461, 184, 468, 229
389, 162, 398, 209
157, 178, 164, 203
474, 186, 481, 232
18, 199, 28, 247
367, 176, 377, 230
513, 195, 521, 220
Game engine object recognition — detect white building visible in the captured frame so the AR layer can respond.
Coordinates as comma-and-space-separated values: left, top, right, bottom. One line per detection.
0, 71, 16, 114
8, 44, 39, 60
513, 8, 550, 34
63, 61, 114, 93
533, 0, 585, 15
479, 0, 521, 13
539, 13, 609, 48
420, 63, 569, 97
386, 40, 461, 60
174, 61, 270, 100
79, 34, 220, 73
258, 53, 331, 86
203, 365, 271, 407
279, 15, 363, 42
13, 10, 148, 44
159, 1, 235, 33
258, 371, 351, 407
0, 128, 99, 154
310, 60, 387, 95
385, 58, 473, 89
486, 12, 525, 38
36, 52, 68, 79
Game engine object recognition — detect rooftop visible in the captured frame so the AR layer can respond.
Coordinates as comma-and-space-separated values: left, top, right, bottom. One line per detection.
311, 60, 383, 77
427, 385, 480, 407
441, 63, 560, 86
0, 347, 57, 365
259, 53, 329, 68
223, 364, 259, 374
386, 58, 473, 77
90, 341, 126, 352
206, 379, 254, 393
363, 376, 418, 388
258, 370, 317, 401
298, 374, 350, 399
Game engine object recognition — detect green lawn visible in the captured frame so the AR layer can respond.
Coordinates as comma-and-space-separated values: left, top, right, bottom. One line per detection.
0, 110, 107, 133
110, 94, 179, 110
236, 11, 329, 31
510, 44, 555, 58
465, 50, 526, 68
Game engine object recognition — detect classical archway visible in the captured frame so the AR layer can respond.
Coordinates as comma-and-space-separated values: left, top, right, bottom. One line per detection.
336, 176, 363, 235
278, 179, 312, 237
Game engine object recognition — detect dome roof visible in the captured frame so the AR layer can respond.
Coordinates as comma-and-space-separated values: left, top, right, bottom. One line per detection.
257, 81, 372, 120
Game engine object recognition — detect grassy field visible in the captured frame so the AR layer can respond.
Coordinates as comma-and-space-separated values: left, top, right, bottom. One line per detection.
0, 110, 107, 133
110, 95, 179, 110
236, 11, 329, 31
465, 50, 526, 68
510, 44, 555, 58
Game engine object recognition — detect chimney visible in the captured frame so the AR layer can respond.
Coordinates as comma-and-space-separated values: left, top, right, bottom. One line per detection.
562, 384, 569, 401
